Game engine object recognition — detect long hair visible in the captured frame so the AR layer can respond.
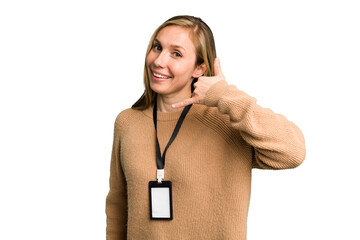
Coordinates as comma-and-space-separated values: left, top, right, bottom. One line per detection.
132, 15, 217, 110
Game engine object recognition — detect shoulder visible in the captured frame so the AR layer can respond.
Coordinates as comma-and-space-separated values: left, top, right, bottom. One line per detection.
191, 104, 246, 154
191, 104, 233, 135
114, 108, 147, 133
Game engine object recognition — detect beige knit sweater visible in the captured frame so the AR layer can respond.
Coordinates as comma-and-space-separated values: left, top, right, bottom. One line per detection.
106, 80, 306, 240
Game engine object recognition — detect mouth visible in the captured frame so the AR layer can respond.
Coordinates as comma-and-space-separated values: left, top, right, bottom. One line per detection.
151, 70, 172, 81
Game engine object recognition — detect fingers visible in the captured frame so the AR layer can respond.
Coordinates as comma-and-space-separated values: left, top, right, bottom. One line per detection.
214, 57, 223, 77
171, 97, 198, 109
172, 58, 224, 110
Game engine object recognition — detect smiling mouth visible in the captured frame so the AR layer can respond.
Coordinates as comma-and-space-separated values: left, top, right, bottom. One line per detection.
152, 71, 171, 79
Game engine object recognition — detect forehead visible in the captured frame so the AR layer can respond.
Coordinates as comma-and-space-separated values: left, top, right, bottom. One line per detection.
156, 25, 196, 52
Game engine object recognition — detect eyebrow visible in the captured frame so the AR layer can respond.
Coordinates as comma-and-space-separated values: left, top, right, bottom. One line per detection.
154, 38, 186, 52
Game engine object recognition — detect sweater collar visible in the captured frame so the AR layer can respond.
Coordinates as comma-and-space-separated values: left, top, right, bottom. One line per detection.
143, 104, 201, 122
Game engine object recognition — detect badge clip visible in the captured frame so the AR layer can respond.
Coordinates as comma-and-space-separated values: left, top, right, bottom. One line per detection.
157, 169, 164, 183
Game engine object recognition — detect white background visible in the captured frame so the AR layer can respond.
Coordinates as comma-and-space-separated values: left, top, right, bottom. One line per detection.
1, 0, 359, 239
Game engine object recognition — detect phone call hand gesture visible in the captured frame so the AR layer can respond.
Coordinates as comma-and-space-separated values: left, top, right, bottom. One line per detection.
172, 58, 225, 109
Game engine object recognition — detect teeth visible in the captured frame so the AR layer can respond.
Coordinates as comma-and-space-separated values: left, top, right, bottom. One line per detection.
153, 72, 170, 79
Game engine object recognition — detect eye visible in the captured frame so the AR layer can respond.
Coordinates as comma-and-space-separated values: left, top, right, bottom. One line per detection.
153, 43, 162, 51
173, 51, 182, 58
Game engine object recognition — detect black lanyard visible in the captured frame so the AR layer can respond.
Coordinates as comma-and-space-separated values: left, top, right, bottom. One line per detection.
152, 101, 192, 170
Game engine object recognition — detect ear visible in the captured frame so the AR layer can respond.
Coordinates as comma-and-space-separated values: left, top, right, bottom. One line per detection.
192, 63, 207, 78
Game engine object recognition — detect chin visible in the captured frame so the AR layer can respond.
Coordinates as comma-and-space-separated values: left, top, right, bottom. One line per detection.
149, 83, 169, 95
149, 77, 192, 97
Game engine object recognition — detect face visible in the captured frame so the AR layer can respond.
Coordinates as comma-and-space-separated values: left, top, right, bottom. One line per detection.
146, 26, 205, 99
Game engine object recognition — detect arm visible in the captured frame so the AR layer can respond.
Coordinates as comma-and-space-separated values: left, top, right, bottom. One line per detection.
172, 58, 305, 169
205, 80, 306, 169
106, 114, 127, 239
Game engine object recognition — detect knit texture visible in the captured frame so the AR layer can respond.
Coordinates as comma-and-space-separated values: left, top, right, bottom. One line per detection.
106, 80, 306, 240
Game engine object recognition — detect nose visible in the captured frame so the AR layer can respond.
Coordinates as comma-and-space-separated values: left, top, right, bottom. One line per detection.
154, 51, 167, 68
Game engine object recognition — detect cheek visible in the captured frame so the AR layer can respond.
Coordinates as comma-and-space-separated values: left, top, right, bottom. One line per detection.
146, 53, 153, 66
171, 62, 196, 79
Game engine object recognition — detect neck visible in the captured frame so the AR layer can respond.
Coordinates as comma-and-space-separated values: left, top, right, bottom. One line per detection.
156, 92, 191, 113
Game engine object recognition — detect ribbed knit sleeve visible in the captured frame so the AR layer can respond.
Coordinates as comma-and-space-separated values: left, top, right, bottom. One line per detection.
204, 80, 306, 169
106, 113, 127, 239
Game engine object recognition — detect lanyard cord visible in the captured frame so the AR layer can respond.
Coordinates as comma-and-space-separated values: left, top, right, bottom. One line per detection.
153, 101, 192, 170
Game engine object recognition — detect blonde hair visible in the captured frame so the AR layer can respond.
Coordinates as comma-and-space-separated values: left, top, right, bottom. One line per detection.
132, 15, 217, 110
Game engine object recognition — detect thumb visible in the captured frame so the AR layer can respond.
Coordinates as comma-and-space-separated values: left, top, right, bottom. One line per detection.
214, 57, 223, 76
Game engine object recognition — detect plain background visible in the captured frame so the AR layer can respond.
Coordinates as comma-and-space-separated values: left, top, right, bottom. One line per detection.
1, 0, 359, 239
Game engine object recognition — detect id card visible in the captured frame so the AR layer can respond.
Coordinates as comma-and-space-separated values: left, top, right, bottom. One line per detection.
149, 181, 173, 220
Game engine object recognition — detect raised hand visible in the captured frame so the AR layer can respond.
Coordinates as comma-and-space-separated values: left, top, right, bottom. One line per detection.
171, 58, 226, 109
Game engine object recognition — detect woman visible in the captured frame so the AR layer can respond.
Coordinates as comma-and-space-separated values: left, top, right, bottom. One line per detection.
106, 15, 305, 240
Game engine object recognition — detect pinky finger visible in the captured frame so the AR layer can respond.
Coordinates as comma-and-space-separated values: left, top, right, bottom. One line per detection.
171, 97, 197, 109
